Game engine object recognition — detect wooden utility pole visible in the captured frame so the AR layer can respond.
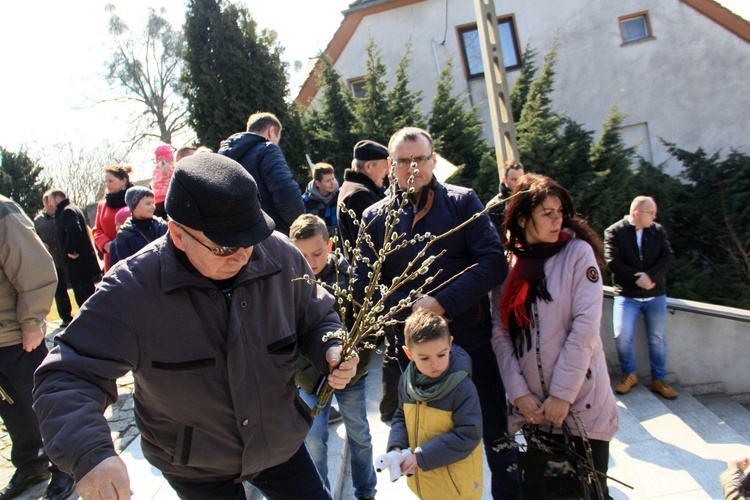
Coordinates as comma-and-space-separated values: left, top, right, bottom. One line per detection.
472, 0, 519, 178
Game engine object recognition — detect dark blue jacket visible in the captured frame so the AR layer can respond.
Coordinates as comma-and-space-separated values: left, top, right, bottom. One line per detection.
219, 132, 304, 236
353, 179, 506, 351
110, 217, 168, 267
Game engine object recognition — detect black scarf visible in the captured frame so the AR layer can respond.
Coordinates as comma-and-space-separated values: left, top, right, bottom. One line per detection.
500, 232, 570, 358
105, 189, 128, 209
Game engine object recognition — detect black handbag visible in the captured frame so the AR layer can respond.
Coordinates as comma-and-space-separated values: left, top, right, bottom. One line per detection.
519, 422, 594, 499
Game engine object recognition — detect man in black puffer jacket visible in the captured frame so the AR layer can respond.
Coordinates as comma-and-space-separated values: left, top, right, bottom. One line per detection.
219, 112, 304, 235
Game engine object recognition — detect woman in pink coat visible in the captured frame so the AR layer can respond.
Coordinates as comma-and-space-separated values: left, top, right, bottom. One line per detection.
491, 174, 618, 498
92, 165, 133, 271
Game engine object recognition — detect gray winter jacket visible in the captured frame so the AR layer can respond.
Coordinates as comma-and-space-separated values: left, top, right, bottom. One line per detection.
34, 232, 341, 482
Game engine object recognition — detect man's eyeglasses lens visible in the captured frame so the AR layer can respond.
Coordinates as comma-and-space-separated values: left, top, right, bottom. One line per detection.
393, 155, 432, 168
176, 224, 241, 256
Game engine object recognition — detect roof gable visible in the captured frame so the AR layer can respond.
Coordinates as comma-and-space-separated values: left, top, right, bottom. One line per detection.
295, 0, 750, 107
295, 0, 427, 107
681, 0, 750, 43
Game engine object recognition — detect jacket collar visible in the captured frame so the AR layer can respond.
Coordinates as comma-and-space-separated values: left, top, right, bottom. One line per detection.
158, 234, 283, 293
54, 198, 71, 216
342, 169, 383, 194
218, 132, 268, 161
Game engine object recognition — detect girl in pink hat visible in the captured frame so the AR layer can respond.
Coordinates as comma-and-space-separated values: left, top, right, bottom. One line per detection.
152, 144, 174, 219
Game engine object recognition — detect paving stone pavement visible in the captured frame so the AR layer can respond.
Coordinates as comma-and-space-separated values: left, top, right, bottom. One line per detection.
0, 323, 139, 497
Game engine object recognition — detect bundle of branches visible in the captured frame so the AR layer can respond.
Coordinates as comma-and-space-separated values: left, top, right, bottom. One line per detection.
297, 156, 495, 415
497, 411, 633, 498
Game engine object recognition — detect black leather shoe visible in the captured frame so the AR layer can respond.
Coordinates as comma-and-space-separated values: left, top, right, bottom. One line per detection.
44, 474, 76, 500
0, 470, 51, 500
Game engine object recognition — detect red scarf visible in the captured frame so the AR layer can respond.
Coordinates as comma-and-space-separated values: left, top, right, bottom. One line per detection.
500, 232, 570, 357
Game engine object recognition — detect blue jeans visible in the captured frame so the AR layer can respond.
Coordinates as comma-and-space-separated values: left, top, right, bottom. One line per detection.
613, 295, 668, 380
300, 377, 377, 498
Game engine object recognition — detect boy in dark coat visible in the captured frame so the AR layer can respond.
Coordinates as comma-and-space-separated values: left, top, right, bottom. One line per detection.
110, 187, 167, 267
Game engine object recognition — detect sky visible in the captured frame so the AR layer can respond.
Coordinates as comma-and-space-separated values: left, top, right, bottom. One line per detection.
0, 0, 748, 172
0, 0, 352, 166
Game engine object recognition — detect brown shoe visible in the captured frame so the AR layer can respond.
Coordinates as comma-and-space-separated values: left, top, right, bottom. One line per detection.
615, 374, 638, 394
651, 380, 678, 399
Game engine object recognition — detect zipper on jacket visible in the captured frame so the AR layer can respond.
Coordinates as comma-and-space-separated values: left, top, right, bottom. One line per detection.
415, 400, 423, 498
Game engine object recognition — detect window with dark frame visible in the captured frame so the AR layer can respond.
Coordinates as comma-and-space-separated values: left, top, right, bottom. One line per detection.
458, 16, 522, 80
349, 78, 367, 99
619, 12, 653, 44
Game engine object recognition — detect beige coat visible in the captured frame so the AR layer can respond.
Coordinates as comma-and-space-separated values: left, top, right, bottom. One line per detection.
0, 196, 56, 348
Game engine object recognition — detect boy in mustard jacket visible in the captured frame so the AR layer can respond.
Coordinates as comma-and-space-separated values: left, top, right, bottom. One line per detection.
387, 308, 484, 499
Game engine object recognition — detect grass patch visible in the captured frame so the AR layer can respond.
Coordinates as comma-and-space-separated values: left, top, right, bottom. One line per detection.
46, 289, 80, 324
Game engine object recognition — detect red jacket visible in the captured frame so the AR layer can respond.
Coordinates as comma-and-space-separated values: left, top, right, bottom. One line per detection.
92, 199, 119, 271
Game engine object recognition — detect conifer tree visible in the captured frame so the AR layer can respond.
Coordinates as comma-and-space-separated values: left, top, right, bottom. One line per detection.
577, 100, 637, 234
509, 42, 538, 123
352, 36, 393, 146
182, 0, 306, 180
387, 41, 426, 131
516, 34, 562, 178
553, 118, 594, 196
304, 55, 359, 179
428, 58, 488, 189
0, 147, 49, 216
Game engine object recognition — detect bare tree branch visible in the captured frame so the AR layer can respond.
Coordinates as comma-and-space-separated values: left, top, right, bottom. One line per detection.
101, 5, 190, 149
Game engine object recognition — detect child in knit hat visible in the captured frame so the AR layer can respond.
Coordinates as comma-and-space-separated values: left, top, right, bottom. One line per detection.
110, 186, 167, 267
152, 144, 175, 219
108, 207, 132, 264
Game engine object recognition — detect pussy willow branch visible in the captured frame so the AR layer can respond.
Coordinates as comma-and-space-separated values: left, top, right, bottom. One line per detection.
307, 159, 527, 415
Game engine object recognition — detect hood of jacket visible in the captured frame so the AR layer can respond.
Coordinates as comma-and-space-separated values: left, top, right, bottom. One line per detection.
304, 179, 339, 205
218, 132, 268, 161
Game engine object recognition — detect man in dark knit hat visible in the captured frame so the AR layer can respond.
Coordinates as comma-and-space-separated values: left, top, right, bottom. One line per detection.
337, 140, 390, 260
33, 153, 358, 499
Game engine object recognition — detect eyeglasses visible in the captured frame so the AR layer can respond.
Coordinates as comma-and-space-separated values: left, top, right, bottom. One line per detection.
640, 211, 657, 216
391, 154, 434, 168
175, 223, 242, 256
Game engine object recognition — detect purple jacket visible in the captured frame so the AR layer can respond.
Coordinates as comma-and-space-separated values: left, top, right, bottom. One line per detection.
491, 237, 619, 441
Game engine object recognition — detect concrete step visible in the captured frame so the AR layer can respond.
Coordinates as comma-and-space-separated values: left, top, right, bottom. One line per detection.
694, 393, 750, 445
611, 382, 750, 499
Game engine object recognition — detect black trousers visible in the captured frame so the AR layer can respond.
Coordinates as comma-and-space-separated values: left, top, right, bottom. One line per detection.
166, 445, 332, 500
53, 266, 73, 323
0, 343, 49, 474
68, 274, 98, 307
379, 326, 401, 421
466, 345, 521, 500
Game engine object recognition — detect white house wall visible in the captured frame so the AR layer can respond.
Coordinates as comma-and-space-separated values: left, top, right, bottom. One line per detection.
320, 0, 749, 173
